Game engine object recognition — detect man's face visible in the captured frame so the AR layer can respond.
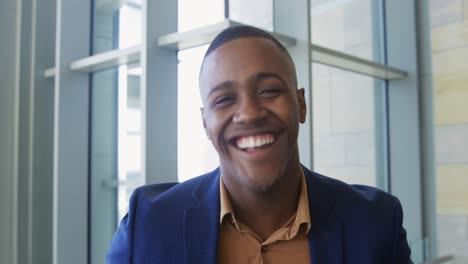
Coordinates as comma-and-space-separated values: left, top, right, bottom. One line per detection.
199, 37, 306, 192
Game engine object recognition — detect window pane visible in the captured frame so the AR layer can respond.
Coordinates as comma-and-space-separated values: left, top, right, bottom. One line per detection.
229, 0, 273, 30
312, 63, 386, 187
177, 46, 219, 182
92, 0, 142, 54
178, 0, 224, 31
89, 64, 142, 264
311, 0, 383, 62
429, 0, 468, 262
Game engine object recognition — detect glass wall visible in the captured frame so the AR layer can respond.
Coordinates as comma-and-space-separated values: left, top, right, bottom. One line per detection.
89, 64, 143, 264
310, 0, 383, 62
229, 0, 273, 30
178, 0, 224, 31
310, 0, 386, 188
92, 0, 142, 54
429, 0, 468, 262
177, 0, 222, 182
177, 45, 219, 182
89, 1, 143, 263
312, 63, 385, 187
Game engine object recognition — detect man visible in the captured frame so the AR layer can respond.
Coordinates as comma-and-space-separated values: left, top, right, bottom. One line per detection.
107, 25, 412, 263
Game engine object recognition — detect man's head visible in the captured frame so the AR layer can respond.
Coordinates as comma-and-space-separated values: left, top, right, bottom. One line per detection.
202, 26, 296, 83
199, 25, 307, 193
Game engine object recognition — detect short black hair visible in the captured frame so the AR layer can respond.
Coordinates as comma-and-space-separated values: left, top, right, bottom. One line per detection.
204, 25, 291, 60
200, 25, 297, 87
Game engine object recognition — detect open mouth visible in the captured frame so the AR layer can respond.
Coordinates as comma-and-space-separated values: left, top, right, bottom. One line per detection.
232, 133, 276, 151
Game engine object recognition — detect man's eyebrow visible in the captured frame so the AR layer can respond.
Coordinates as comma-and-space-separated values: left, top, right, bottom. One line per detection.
207, 81, 236, 98
255, 72, 288, 86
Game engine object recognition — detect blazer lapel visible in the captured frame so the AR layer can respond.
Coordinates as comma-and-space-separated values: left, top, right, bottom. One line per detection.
184, 170, 221, 264
303, 167, 343, 264
182, 167, 344, 263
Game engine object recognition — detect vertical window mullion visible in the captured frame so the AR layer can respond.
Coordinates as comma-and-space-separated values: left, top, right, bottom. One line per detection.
53, 0, 91, 264
142, 0, 178, 184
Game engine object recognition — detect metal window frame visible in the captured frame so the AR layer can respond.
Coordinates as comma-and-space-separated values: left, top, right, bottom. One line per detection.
71, 45, 140, 73
415, 0, 438, 260
44, 19, 407, 82
0, 0, 22, 263
311, 44, 406, 80
30, 0, 56, 263
52, 0, 91, 263
384, 0, 429, 262
141, 0, 178, 184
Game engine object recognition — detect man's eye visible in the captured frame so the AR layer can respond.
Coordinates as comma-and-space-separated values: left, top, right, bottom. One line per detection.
259, 88, 283, 97
211, 96, 234, 108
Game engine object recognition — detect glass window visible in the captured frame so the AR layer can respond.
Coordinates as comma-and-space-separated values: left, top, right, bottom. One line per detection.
311, 0, 383, 62
92, 0, 142, 54
89, 64, 142, 264
312, 63, 386, 187
177, 0, 224, 182
178, 0, 224, 32
117, 63, 144, 220
90, 1, 143, 263
178, 46, 219, 182
429, 0, 468, 262
229, 0, 273, 30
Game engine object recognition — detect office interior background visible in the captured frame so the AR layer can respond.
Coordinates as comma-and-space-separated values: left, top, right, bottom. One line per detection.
1, 0, 467, 263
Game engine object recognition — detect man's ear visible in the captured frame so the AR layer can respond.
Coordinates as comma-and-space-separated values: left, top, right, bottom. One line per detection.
297, 88, 307, 123
200, 107, 210, 139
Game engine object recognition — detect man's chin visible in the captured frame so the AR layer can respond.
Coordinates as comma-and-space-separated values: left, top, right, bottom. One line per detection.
220, 161, 288, 193
241, 169, 283, 194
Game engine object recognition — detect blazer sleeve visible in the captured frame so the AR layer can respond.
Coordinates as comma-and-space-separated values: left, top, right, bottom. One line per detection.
106, 188, 141, 264
391, 195, 413, 264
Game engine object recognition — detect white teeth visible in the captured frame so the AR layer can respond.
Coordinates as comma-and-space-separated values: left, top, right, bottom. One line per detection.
255, 138, 261, 146
237, 141, 243, 149
236, 135, 275, 150
249, 138, 255, 148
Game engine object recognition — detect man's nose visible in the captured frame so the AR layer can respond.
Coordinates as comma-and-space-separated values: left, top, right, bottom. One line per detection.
232, 97, 267, 124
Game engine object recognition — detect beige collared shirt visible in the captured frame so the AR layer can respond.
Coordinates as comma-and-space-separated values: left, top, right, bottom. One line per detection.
217, 170, 311, 264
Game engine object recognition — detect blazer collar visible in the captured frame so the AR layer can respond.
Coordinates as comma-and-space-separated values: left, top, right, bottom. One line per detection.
303, 166, 343, 264
184, 168, 221, 264
183, 167, 343, 264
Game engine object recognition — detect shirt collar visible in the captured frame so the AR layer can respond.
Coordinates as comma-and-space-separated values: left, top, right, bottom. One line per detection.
219, 168, 311, 235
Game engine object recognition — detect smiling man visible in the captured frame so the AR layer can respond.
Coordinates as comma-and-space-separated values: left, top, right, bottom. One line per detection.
107, 25, 413, 264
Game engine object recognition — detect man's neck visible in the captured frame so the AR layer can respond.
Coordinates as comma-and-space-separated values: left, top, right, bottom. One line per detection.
223, 165, 302, 241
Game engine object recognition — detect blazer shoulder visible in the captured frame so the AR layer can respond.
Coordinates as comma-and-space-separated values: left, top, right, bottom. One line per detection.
131, 168, 219, 210
133, 182, 179, 202
324, 176, 411, 263
105, 169, 220, 263
305, 169, 401, 221
304, 169, 412, 261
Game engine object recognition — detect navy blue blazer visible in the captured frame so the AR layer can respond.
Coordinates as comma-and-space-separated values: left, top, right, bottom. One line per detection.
107, 166, 412, 263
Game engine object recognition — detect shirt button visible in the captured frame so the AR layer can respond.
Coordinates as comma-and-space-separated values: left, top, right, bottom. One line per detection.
260, 245, 268, 253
